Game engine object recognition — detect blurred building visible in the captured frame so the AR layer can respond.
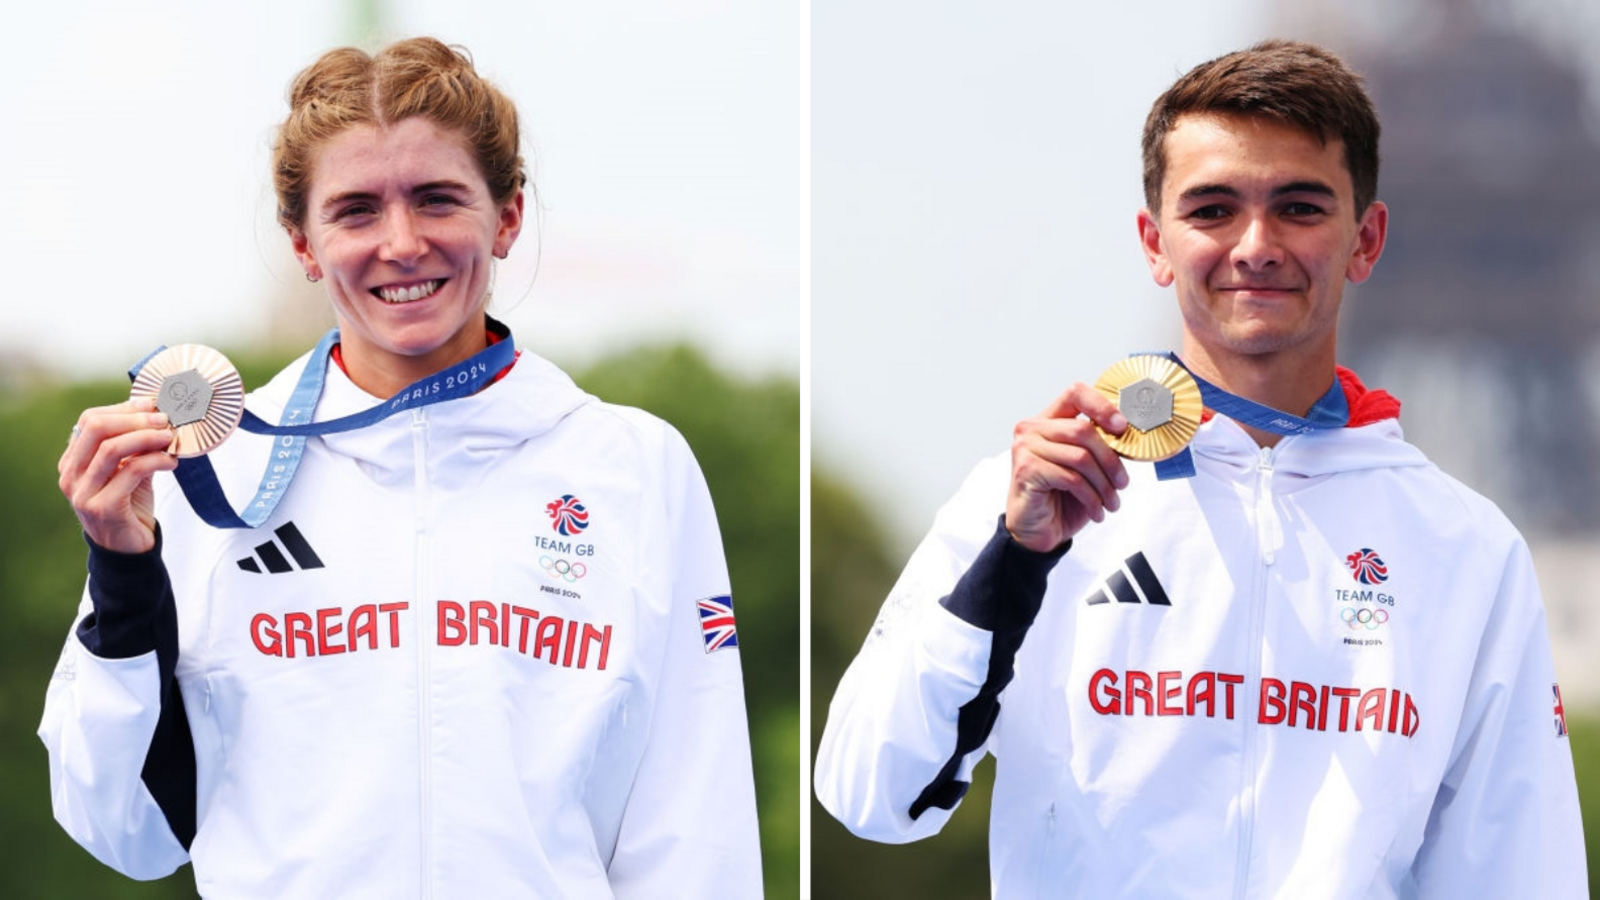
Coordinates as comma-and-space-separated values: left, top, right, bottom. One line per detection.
1275, 2, 1600, 702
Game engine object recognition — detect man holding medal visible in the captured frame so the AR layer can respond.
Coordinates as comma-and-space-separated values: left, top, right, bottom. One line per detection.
815, 39, 1586, 897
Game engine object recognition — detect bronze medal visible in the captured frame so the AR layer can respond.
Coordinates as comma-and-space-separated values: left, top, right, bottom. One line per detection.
129, 345, 246, 457
1093, 355, 1203, 461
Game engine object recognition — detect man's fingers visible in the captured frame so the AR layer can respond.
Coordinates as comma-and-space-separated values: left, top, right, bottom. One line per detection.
1074, 386, 1129, 437
1015, 428, 1122, 515
1017, 412, 1130, 493
1038, 382, 1127, 430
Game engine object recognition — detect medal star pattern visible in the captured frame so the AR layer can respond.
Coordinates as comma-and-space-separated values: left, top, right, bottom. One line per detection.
1093, 355, 1203, 462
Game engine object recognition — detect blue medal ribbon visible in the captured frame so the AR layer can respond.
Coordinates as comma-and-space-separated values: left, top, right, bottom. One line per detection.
129, 319, 517, 528
1150, 352, 1348, 480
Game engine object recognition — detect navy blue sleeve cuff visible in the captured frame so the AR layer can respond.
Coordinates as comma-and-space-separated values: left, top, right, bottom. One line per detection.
909, 517, 1068, 820
938, 516, 1069, 634
77, 527, 174, 660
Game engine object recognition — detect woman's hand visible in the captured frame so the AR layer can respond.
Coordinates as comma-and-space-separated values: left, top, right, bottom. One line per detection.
58, 398, 178, 554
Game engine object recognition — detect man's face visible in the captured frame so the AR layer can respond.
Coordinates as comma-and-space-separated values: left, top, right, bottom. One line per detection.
1137, 112, 1386, 366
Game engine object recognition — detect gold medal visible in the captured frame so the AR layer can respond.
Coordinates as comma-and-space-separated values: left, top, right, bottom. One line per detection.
129, 344, 246, 457
1093, 355, 1203, 461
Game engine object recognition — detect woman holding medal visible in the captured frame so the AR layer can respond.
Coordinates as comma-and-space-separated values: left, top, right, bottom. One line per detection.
815, 40, 1586, 897
44, 37, 762, 898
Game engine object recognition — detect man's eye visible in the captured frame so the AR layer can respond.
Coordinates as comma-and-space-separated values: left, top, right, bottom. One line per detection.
1187, 205, 1230, 221
421, 194, 459, 208
1283, 202, 1325, 217
335, 204, 376, 220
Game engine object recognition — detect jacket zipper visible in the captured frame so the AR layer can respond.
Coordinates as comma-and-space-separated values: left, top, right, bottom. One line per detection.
1233, 445, 1275, 900
411, 408, 434, 900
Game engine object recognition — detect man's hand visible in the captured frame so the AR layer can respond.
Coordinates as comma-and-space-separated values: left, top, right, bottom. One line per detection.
1006, 383, 1130, 553
58, 397, 177, 554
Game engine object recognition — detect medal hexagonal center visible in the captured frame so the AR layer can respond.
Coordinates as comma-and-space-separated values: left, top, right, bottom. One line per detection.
1119, 378, 1173, 432
157, 369, 214, 427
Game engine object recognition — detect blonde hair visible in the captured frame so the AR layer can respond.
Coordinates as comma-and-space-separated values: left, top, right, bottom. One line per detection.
273, 36, 526, 231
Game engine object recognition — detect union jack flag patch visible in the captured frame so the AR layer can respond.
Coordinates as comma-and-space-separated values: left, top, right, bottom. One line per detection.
1555, 683, 1569, 738
697, 595, 739, 653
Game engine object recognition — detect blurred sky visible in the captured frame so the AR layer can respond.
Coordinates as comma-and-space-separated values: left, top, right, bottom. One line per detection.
813, 0, 1276, 544
0, 0, 803, 380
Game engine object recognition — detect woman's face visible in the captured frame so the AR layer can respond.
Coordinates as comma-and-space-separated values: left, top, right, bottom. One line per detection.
290, 117, 523, 397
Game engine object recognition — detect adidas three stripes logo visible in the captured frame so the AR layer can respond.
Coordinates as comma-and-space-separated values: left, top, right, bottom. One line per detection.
1084, 552, 1170, 606
237, 522, 325, 574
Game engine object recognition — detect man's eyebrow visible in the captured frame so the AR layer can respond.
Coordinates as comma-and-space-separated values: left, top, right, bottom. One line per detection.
1272, 180, 1337, 198
1177, 184, 1238, 204
1175, 180, 1338, 206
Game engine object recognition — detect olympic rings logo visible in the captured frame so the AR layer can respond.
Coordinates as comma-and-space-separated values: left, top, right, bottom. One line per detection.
1341, 607, 1389, 630
541, 556, 587, 582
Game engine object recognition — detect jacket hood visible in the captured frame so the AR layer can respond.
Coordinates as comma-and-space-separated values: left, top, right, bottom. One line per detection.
1190, 367, 1430, 481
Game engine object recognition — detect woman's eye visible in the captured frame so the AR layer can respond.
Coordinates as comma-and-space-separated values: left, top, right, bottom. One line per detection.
335, 203, 376, 220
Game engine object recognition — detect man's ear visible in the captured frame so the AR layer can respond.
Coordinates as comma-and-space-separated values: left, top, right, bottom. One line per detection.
1137, 208, 1174, 288
1346, 200, 1388, 284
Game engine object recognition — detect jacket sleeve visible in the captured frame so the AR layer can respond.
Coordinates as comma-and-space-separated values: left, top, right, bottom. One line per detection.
814, 459, 1066, 843
37, 530, 196, 881
606, 428, 764, 899
1410, 537, 1588, 897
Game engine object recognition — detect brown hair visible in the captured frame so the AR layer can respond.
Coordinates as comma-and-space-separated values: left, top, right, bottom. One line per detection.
1141, 39, 1380, 217
273, 37, 526, 231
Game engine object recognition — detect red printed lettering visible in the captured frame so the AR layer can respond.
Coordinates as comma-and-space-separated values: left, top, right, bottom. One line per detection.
316, 607, 345, 656
348, 604, 379, 651
1124, 670, 1154, 716
1288, 681, 1317, 729
470, 600, 498, 646
535, 616, 563, 661
251, 613, 282, 657
1089, 668, 1121, 715
1330, 687, 1361, 732
379, 603, 407, 647
1216, 673, 1243, 719
1157, 671, 1183, 716
1259, 678, 1287, 725
438, 601, 467, 646
562, 620, 579, 667
511, 606, 539, 653
285, 612, 314, 658
1357, 688, 1386, 731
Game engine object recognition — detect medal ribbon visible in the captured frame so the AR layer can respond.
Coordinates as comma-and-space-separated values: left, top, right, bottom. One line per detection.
129, 319, 517, 529
1151, 352, 1349, 480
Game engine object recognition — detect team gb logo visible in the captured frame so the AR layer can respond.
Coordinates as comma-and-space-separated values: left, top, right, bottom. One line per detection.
1345, 548, 1389, 585
547, 495, 591, 536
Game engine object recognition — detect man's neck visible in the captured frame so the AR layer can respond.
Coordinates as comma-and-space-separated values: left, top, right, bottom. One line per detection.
1180, 341, 1338, 448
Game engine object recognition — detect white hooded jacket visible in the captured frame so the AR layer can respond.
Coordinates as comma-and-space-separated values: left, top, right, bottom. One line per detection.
42, 342, 763, 899
816, 385, 1585, 898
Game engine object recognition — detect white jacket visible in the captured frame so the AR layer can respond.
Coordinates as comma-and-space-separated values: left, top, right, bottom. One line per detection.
41, 345, 763, 899
816, 405, 1586, 898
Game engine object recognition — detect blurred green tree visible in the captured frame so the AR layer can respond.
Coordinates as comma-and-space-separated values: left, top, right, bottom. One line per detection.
809, 467, 992, 898
0, 343, 798, 899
